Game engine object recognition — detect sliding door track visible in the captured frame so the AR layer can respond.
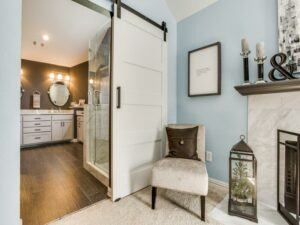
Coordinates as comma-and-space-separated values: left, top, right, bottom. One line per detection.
114, 0, 168, 41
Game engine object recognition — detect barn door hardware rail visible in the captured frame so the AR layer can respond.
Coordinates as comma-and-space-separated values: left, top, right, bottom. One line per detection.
114, 0, 168, 41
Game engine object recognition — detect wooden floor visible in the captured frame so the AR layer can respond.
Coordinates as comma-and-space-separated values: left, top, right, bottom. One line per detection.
21, 143, 107, 225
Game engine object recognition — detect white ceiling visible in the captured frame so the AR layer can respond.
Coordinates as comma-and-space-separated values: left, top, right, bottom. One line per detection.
22, 0, 110, 67
164, 0, 218, 22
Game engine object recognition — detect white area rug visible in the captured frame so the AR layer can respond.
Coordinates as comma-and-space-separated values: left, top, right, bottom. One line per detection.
210, 196, 288, 225
47, 184, 227, 225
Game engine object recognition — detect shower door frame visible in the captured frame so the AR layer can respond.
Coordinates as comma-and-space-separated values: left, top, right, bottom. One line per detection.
72, 0, 113, 190
77, 0, 168, 198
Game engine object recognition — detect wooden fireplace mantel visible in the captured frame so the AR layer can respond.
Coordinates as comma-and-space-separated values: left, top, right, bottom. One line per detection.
234, 79, 300, 96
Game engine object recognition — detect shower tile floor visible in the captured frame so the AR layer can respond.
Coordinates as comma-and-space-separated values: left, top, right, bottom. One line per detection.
95, 161, 109, 174
93, 139, 109, 175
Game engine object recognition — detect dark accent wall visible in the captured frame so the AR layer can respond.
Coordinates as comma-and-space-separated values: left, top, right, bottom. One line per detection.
21, 59, 88, 109
70, 61, 89, 104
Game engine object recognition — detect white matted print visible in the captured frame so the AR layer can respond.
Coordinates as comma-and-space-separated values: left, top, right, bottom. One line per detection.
188, 42, 221, 96
278, 0, 300, 73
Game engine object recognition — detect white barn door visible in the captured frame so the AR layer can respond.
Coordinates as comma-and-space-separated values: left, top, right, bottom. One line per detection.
112, 4, 167, 201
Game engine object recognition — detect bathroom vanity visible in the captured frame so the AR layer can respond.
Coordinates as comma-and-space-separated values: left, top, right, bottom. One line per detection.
21, 110, 74, 147
76, 110, 84, 143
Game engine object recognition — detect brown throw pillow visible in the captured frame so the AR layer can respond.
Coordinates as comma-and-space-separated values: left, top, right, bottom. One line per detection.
166, 126, 199, 160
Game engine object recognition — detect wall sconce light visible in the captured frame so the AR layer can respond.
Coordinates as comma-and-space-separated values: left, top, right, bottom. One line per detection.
65, 75, 70, 81
89, 79, 94, 84
49, 72, 71, 86
57, 74, 63, 80
49, 72, 55, 81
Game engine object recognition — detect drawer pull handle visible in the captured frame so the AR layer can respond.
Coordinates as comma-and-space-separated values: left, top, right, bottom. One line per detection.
35, 118, 41, 120
35, 123, 41, 126
34, 137, 41, 140
35, 129, 41, 131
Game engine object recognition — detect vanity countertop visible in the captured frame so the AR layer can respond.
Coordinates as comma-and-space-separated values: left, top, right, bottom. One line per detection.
21, 109, 74, 115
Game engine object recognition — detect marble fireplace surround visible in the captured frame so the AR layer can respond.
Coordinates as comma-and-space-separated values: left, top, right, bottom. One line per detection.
248, 91, 300, 209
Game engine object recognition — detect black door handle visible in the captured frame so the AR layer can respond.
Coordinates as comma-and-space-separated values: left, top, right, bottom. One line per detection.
117, 87, 121, 109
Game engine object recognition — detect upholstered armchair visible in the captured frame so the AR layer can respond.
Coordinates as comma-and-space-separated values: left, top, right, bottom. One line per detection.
151, 124, 208, 221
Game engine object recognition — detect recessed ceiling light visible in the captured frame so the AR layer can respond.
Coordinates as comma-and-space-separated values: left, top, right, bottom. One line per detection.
42, 34, 49, 41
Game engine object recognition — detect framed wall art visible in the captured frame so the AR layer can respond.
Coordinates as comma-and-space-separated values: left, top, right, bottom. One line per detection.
188, 42, 221, 97
278, 0, 300, 73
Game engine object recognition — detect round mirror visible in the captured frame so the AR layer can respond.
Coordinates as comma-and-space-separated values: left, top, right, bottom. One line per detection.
48, 82, 70, 106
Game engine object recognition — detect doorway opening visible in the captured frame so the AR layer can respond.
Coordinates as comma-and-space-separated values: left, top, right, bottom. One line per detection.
20, 0, 111, 224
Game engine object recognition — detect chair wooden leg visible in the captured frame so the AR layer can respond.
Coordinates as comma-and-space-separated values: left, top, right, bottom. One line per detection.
200, 196, 206, 221
152, 187, 157, 210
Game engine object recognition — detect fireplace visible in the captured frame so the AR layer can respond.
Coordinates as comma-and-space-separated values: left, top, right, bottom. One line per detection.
285, 140, 298, 214
278, 130, 300, 225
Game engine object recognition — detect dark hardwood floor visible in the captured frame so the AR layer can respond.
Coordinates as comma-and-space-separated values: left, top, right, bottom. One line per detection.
21, 143, 107, 225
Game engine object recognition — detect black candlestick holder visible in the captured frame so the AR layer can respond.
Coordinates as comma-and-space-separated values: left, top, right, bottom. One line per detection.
254, 56, 267, 83
240, 51, 251, 85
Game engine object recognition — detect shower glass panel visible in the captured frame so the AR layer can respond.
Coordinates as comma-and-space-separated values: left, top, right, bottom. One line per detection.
88, 23, 111, 177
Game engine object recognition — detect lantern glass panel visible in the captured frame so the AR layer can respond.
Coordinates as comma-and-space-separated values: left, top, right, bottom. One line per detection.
231, 153, 253, 160
230, 154, 256, 218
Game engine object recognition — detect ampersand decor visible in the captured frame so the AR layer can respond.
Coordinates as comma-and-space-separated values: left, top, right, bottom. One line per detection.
268, 53, 297, 81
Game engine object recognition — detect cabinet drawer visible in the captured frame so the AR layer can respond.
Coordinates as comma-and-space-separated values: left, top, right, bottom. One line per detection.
23, 132, 51, 145
23, 126, 51, 133
77, 121, 82, 129
23, 121, 51, 127
52, 115, 73, 121
77, 116, 84, 122
23, 115, 51, 122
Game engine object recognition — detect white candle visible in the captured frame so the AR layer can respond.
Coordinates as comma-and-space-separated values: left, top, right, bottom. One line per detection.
256, 42, 265, 59
241, 38, 249, 53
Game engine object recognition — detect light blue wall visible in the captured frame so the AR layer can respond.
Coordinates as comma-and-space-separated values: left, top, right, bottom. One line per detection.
177, 0, 278, 182
0, 0, 21, 225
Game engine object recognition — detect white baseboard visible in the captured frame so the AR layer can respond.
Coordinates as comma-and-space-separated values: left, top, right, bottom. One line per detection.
209, 177, 229, 189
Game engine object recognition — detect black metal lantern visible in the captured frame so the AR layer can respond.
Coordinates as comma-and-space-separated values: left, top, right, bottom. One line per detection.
229, 135, 258, 223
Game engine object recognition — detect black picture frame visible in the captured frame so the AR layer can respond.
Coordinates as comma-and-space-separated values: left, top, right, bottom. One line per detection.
188, 42, 221, 97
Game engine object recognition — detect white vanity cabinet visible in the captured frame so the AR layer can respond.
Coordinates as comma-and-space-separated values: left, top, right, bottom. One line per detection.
76, 111, 84, 143
21, 111, 74, 147
22, 115, 52, 145
20, 116, 23, 145
52, 115, 74, 141
77, 117, 83, 143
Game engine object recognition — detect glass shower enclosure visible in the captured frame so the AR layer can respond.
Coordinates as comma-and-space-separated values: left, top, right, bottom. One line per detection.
84, 22, 111, 187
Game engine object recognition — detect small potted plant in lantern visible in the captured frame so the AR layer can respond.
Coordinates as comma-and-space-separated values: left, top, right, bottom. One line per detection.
229, 135, 258, 223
